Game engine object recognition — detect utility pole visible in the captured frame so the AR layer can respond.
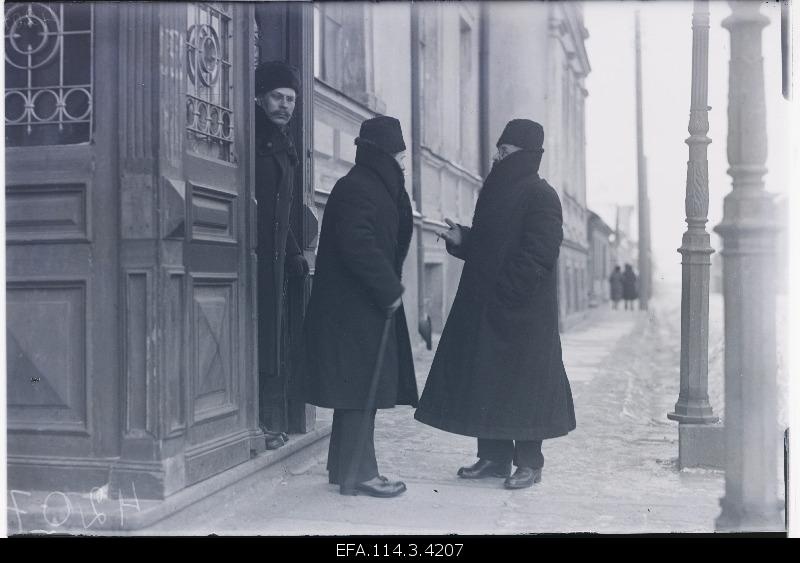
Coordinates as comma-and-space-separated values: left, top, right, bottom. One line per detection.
634, 10, 651, 310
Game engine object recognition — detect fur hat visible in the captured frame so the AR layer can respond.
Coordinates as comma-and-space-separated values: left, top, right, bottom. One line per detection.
497, 119, 545, 152
354, 115, 407, 155
255, 61, 300, 96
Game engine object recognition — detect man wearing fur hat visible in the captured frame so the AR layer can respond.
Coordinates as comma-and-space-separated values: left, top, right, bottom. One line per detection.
303, 116, 418, 497
415, 119, 576, 490
255, 61, 308, 450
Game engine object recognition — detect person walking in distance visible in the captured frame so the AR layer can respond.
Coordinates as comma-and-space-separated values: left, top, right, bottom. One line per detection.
622, 263, 639, 310
609, 265, 624, 310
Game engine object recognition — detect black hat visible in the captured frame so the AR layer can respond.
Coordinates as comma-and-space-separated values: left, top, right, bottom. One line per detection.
354, 116, 407, 154
255, 61, 300, 96
496, 119, 545, 152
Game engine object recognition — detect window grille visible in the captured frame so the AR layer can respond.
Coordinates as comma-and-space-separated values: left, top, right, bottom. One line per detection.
4, 2, 93, 147
186, 3, 234, 162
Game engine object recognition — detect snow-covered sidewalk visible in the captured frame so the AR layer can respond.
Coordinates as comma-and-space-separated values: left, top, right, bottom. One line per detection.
146, 286, 733, 535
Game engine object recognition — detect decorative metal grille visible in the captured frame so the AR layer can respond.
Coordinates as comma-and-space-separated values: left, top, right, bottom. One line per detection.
186, 3, 234, 162
4, 2, 93, 147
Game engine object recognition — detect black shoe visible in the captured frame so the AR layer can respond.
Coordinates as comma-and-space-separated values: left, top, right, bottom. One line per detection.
504, 467, 542, 489
328, 472, 339, 485
263, 429, 288, 450
340, 476, 407, 498
457, 459, 512, 479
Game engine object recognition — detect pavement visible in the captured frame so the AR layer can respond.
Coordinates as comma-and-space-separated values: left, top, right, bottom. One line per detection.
140, 285, 736, 535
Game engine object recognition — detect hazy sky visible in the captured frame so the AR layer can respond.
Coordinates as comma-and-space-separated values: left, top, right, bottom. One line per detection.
584, 0, 790, 283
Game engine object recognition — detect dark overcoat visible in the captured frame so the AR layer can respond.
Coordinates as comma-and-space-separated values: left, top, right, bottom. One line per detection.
255, 105, 302, 379
609, 271, 624, 302
302, 144, 419, 410
622, 269, 638, 300
414, 150, 576, 441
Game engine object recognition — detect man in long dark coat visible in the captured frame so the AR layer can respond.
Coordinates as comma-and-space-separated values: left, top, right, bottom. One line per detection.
414, 119, 576, 490
303, 116, 418, 498
255, 61, 309, 450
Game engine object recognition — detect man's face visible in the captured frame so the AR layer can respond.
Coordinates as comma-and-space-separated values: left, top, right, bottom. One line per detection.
258, 87, 296, 126
394, 151, 407, 174
492, 143, 522, 165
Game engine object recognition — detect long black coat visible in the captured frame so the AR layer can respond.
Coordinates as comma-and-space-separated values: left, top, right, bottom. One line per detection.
414, 150, 576, 441
255, 106, 302, 379
302, 144, 419, 410
622, 269, 638, 300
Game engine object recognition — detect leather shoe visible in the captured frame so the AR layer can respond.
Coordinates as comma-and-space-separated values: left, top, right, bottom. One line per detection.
504, 467, 542, 489
264, 430, 288, 450
457, 459, 512, 479
340, 475, 407, 498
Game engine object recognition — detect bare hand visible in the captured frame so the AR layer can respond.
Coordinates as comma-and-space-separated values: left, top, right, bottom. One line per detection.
438, 218, 463, 246
385, 296, 402, 317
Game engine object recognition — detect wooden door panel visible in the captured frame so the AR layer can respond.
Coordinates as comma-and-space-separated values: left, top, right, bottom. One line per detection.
182, 2, 251, 467
5, 3, 120, 478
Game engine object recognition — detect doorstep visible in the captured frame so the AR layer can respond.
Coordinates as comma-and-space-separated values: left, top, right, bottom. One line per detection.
7, 423, 333, 535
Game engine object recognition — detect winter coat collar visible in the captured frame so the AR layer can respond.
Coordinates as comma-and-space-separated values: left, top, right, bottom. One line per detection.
255, 105, 298, 166
352, 143, 413, 276
484, 149, 543, 191
354, 143, 406, 202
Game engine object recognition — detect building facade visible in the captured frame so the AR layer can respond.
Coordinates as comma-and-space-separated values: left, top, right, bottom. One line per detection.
587, 210, 614, 307
4, 1, 590, 501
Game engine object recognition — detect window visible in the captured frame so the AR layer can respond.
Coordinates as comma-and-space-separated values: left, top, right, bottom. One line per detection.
419, 5, 440, 149
185, 2, 234, 162
459, 17, 477, 170
314, 3, 367, 102
5, 2, 93, 147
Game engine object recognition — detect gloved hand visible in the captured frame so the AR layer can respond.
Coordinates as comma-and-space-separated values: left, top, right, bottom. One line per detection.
286, 253, 309, 277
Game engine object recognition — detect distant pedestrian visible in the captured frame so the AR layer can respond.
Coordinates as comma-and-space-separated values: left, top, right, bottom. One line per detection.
609, 265, 623, 310
414, 119, 575, 491
622, 263, 639, 310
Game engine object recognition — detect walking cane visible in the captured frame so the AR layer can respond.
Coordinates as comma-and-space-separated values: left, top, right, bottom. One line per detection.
342, 310, 395, 494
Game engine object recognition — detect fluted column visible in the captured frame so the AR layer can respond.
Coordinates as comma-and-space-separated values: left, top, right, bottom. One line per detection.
669, 0, 718, 425
714, 1, 783, 531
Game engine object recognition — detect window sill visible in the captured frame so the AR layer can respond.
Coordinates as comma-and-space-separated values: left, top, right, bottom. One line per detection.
313, 77, 386, 116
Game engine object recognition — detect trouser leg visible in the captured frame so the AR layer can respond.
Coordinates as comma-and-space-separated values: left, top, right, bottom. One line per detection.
477, 438, 514, 464
327, 410, 343, 481
513, 440, 544, 469
330, 409, 379, 489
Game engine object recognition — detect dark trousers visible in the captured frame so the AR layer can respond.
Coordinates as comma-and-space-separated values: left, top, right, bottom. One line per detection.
477, 438, 544, 469
327, 409, 379, 488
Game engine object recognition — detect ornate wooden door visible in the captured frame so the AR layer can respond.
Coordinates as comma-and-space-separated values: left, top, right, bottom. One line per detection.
181, 2, 259, 483
5, 2, 121, 490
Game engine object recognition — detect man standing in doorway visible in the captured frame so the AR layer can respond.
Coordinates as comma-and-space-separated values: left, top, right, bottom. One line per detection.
415, 119, 575, 489
255, 61, 309, 450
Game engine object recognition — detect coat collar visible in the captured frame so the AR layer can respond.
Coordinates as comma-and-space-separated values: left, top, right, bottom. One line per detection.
354, 143, 406, 202
484, 149, 542, 191
255, 105, 298, 165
